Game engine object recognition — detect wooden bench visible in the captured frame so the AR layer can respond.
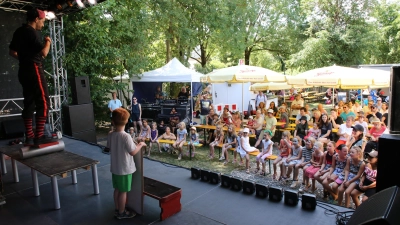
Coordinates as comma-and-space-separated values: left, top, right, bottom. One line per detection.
144, 176, 181, 221
157, 139, 203, 160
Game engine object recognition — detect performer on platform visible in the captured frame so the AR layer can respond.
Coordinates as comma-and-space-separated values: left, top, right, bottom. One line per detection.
9, 8, 53, 145
107, 108, 146, 219
154, 86, 165, 104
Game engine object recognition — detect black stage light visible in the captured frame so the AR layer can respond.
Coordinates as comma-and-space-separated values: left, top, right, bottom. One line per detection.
284, 190, 299, 206
231, 177, 243, 191
209, 171, 221, 184
255, 183, 269, 198
200, 169, 210, 182
191, 167, 201, 179
268, 186, 283, 202
243, 180, 255, 195
221, 174, 231, 188
302, 193, 317, 210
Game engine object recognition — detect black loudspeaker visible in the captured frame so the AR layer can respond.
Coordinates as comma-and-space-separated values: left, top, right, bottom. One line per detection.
284, 190, 299, 206
377, 134, 400, 192
71, 76, 91, 105
269, 186, 283, 202
62, 104, 96, 143
231, 177, 243, 191
1, 119, 25, 138
301, 193, 317, 210
389, 66, 400, 134
347, 186, 400, 225
255, 183, 268, 198
221, 175, 231, 188
200, 170, 210, 182
243, 180, 255, 195
191, 168, 201, 179
209, 172, 221, 184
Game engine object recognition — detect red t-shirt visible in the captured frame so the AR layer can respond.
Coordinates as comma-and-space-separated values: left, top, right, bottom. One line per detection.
279, 139, 292, 157
369, 126, 386, 139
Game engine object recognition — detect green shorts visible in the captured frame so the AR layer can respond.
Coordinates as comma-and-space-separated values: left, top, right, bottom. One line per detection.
112, 174, 132, 192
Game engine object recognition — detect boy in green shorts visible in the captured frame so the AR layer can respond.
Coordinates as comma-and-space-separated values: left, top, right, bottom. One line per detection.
108, 108, 146, 219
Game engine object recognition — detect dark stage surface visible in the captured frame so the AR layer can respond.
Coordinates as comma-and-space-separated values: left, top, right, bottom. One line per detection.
0, 137, 349, 225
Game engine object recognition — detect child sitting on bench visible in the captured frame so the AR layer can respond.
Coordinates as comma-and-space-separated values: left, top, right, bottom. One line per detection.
108, 108, 146, 219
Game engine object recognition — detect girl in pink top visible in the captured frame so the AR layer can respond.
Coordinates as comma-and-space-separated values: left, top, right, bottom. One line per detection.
273, 131, 291, 180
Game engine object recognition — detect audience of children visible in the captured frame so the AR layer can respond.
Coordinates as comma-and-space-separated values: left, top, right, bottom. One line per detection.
273, 131, 291, 180
220, 125, 237, 165
315, 141, 336, 198
137, 119, 150, 143
157, 126, 176, 152
306, 122, 321, 140
209, 125, 224, 159
282, 136, 303, 183
247, 116, 256, 134
303, 141, 324, 192
255, 130, 273, 175
294, 116, 308, 141
147, 122, 160, 156
239, 128, 258, 173
173, 122, 187, 160
187, 127, 199, 158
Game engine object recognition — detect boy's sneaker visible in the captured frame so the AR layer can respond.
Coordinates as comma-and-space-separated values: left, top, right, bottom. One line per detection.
219, 156, 225, 161
116, 210, 136, 219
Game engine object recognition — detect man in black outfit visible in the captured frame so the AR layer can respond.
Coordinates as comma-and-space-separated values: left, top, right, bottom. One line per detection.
9, 8, 53, 145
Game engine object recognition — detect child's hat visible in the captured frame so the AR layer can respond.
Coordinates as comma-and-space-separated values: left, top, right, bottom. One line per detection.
248, 116, 253, 119
129, 127, 134, 130
367, 150, 378, 158
264, 129, 272, 136
190, 126, 196, 131
267, 109, 274, 114
300, 116, 308, 121
243, 128, 250, 133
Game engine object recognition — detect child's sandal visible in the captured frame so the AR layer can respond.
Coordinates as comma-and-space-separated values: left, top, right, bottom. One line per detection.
259, 171, 265, 176
254, 168, 260, 174
246, 169, 250, 174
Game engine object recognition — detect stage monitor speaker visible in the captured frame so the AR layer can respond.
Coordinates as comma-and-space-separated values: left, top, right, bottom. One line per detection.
243, 180, 255, 195
284, 190, 299, 206
269, 186, 283, 202
63, 103, 96, 136
301, 193, 316, 211
377, 134, 400, 192
347, 186, 400, 225
200, 169, 210, 182
389, 66, 400, 134
191, 167, 201, 179
221, 174, 231, 188
231, 177, 243, 191
71, 76, 91, 105
255, 183, 268, 198
209, 172, 220, 184
1, 119, 25, 138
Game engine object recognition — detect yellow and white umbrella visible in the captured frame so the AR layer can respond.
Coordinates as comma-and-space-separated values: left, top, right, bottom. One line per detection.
201, 65, 285, 83
249, 82, 293, 91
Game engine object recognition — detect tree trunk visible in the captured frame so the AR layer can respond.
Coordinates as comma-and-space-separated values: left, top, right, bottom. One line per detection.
166, 23, 173, 63
244, 47, 252, 65
200, 43, 207, 67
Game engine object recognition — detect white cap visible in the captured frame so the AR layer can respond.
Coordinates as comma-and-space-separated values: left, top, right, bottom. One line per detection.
243, 128, 250, 133
249, 116, 253, 119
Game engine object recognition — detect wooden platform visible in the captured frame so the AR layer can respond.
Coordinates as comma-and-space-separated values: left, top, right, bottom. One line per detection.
0, 144, 99, 209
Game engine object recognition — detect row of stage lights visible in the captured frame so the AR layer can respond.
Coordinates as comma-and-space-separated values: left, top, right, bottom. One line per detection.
191, 167, 317, 210
42, 0, 98, 20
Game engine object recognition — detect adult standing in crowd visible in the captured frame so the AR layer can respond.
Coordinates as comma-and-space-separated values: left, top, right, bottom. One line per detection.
291, 94, 304, 118
199, 95, 213, 125
9, 8, 53, 145
255, 91, 267, 111
108, 92, 123, 130
130, 96, 142, 135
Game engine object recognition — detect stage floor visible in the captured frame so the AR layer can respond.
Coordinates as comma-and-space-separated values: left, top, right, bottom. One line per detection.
0, 137, 349, 225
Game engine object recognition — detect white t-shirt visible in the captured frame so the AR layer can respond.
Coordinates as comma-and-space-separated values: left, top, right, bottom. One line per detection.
338, 124, 353, 141
291, 99, 304, 116
255, 94, 267, 108
262, 139, 273, 154
108, 131, 136, 175
255, 116, 264, 131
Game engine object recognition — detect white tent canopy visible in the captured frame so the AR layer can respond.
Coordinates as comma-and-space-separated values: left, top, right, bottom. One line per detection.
130, 57, 204, 82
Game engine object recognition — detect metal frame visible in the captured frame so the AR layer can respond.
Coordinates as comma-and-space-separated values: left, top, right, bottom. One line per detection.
49, 16, 68, 132
0, 0, 46, 13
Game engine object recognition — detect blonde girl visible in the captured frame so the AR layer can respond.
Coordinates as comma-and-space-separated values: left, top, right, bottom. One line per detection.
157, 126, 176, 152
273, 131, 291, 180
148, 122, 160, 156
209, 125, 224, 159
220, 125, 237, 165
137, 119, 150, 143
173, 122, 187, 160
240, 128, 258, 173
337, 146, 365, 208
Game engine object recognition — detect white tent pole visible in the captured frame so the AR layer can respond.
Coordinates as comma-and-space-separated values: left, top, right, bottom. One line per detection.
242, 83, 244, 117
332, 88, 335, 107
